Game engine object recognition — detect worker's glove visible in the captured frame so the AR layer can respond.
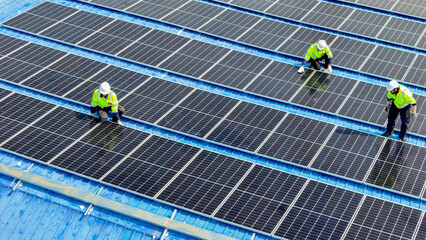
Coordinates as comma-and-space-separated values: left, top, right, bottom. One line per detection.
297, 66, 305, 74
328, 66, 332, 74
413, 113, 418, 119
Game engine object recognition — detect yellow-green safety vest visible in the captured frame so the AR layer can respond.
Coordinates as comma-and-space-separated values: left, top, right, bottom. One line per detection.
387, 85, 416, 109
304, 43, 333, 61
91, 89, 119, 113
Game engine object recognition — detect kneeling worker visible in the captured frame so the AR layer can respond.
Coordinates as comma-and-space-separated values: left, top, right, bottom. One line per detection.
91, 82, 125, 125
297, 40, 333, 74
382, 80, 417, 142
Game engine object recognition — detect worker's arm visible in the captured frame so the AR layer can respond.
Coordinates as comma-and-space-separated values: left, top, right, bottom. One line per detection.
325, 47, 333, 72
412, 105, 417, 115
109, 92, 120, 120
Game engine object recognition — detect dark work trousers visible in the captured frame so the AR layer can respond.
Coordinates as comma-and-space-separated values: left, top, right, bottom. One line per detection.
386, 104, 411, 138
309, 55, 330, 70
96, 106, 125, 122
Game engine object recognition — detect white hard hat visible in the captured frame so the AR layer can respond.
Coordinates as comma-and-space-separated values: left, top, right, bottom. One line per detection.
99, 82, 111, 95
317, 40, 327, 50
387, 80, 399, 91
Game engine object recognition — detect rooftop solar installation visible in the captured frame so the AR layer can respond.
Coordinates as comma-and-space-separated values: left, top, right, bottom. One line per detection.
70, 0, 426, 87
0, 91, 424, 239
0, 32, 425, 199
2, 4, 426, 137
0, 0, 425, 239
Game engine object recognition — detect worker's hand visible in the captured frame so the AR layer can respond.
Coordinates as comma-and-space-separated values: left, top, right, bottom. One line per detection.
328, 66, 332, 74
297, 66, 305, 74
413, 113, 418, 119
384, 104, 390, 113
324, 68, 328, 73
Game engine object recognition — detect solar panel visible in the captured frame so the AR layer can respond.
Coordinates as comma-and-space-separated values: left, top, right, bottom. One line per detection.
290, 72, 356, 113
103, 135, 201, 196
360, 46, 417, 81
157, 150, 252, 215
214, 165, 307, 233
417, 214, 426, 239
274, 181, 363, 239
65, 0, 426, 84
302, 2, 356, 29
312, 127, 384, 181
345, 196, 422, 239
340, 0, 426, 19
366, 139, 426, 196
218, 0, 426, 50
158, 89, 240, 137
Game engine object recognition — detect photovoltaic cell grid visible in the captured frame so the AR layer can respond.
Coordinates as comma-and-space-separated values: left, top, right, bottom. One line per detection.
340, 0, 426, 19
75, 0, 426, 86
3, 92, 423, 239
215, 0, 426, 49
346, 196, 422, 239
366, 139, 426, 197
0, 5, 405, 97
1, 33, 425, 198
3, 7, 426, 136
417, 215, 426, 240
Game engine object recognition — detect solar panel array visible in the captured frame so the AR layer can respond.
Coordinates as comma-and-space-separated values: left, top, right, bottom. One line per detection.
0, 91, 424, 239
73, 0, 426, 87
1, 0, 425, 239
338, 0, 426, 19
3, 3, 425, 137
1, 32, 425, 198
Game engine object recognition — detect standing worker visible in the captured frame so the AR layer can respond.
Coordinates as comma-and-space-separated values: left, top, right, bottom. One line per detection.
91, 82, 125, 125
382, 80, 417, 142
297, 40, 333, 74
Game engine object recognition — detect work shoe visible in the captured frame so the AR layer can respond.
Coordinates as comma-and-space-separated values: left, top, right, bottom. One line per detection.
400, 136, 407, 142
381, 132, 392, 137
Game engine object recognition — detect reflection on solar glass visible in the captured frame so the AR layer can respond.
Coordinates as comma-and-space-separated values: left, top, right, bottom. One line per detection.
366, 139, 426, 197
290, 72, 356, 113
312, 127, 383, 181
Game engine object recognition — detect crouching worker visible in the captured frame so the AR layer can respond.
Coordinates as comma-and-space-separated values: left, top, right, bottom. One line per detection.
91, 82, 124, 125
